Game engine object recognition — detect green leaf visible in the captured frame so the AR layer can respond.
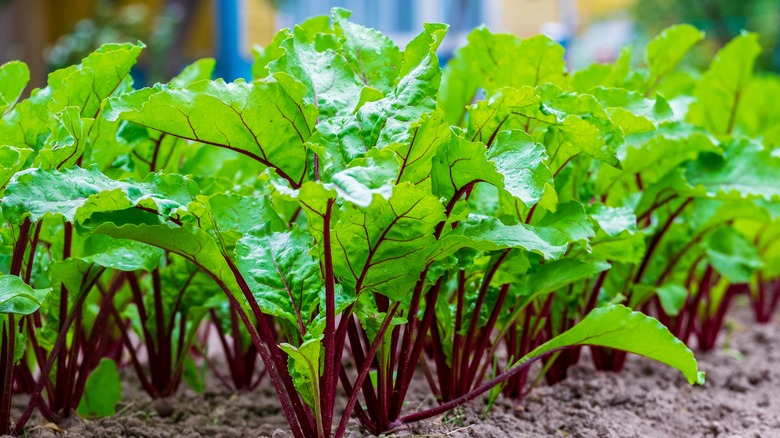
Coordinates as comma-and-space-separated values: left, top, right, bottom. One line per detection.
34, 106, 90, 170
431, 130, 501, 202
2, 166, 198, 224
590, 204, 637, 237
590, 87, 673, 135
466, 86, 539, 144
538, 85, 623, 169
685, 138, 780, 201
170, 58, 215, 88
655, 284, 688, 317
279, 337, 322, 409
525, 258, 611, 297
0, 61, 30, 114
235, 226, 322, 331
0, 274, 52, 315
596, 124, 717, 195
355, 22, 446, 150
440, 28, 566, 125
537, 202, 594, 248
252, 31, 288, 79
429, 216, 568, 262
81, 234, 163, 272
105, 78, 317, 187
687, 32, 761, 135
432, 130, 547, 206
487, 130, 553, 208
333, 183, 444, 301
90, 220, 246, 314
738, 76, 780, 142
644, 24, 705, 95
705, 227, 763, 283
571, 46, 632, 91
77, 358, 122, 417
517, 304, 704, 385
49, 42, 143, 116
199, 193, 286, 248
369, 109, 452, 186
331, 8, 402, 93
270, 24, 362, 118
328, 158, 397, 208
0, 145, 32, 189
589, 232, 646, 265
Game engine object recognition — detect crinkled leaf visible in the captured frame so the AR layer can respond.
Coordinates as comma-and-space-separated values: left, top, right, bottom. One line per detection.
429, 216, 568, 262
331, 8, 402, 93
42, 42, 144, 123
2, 166, 197, 224
487, 130, 553, 207
105, 78, 316, 187
370, 109, 451, 186
590, 204, 637, 237
440, 28, 566, 124
235, 226, 322, 331
355, 23, 446, 150
537, 202, 594, 248
333, 183, 443, 301
0, 145, 32, 189
466, 86, 540, 144
270, 24, 362, 118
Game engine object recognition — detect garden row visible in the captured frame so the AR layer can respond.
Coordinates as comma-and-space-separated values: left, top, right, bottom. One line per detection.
1, 9, 779, 438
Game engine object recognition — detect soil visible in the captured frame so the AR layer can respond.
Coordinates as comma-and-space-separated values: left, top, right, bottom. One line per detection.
10, 302, 780, 438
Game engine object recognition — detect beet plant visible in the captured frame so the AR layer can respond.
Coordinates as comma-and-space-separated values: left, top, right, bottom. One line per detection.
0, 44, 152, 428
586, 28, 780, 356
0, 45, 229, 432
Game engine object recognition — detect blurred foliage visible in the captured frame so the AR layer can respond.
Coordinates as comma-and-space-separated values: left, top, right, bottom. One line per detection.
46, 0, 183, 84
634, 0, 780, 71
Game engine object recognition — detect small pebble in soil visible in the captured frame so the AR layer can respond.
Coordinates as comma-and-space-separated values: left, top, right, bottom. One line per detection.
152, 398, 175, 418
271, 428, 291, 438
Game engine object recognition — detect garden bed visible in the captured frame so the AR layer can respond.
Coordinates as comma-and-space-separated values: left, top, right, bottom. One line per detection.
16, 303, 778, 438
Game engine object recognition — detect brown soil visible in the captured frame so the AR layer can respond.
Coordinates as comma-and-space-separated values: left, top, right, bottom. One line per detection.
11, 303, 780, 438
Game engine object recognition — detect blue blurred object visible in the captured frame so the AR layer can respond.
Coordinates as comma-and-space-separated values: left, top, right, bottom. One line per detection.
215, 0, 252, 81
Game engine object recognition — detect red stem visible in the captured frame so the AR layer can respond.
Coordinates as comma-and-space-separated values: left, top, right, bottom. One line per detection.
464, 283, 511, 389
0, 315, 15, 435
458, 249, 510, 394
14, 269, 104, 432
394, 277, 443, 415
334, 302, 401, 438
321, 199, 337, 437
633, 198, 692, 286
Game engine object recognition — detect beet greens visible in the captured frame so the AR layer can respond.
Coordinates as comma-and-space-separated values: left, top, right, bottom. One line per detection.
3, 8, 780, 438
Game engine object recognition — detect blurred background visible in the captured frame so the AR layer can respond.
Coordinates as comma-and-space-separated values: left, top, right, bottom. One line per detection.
1, 0, 778, 89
